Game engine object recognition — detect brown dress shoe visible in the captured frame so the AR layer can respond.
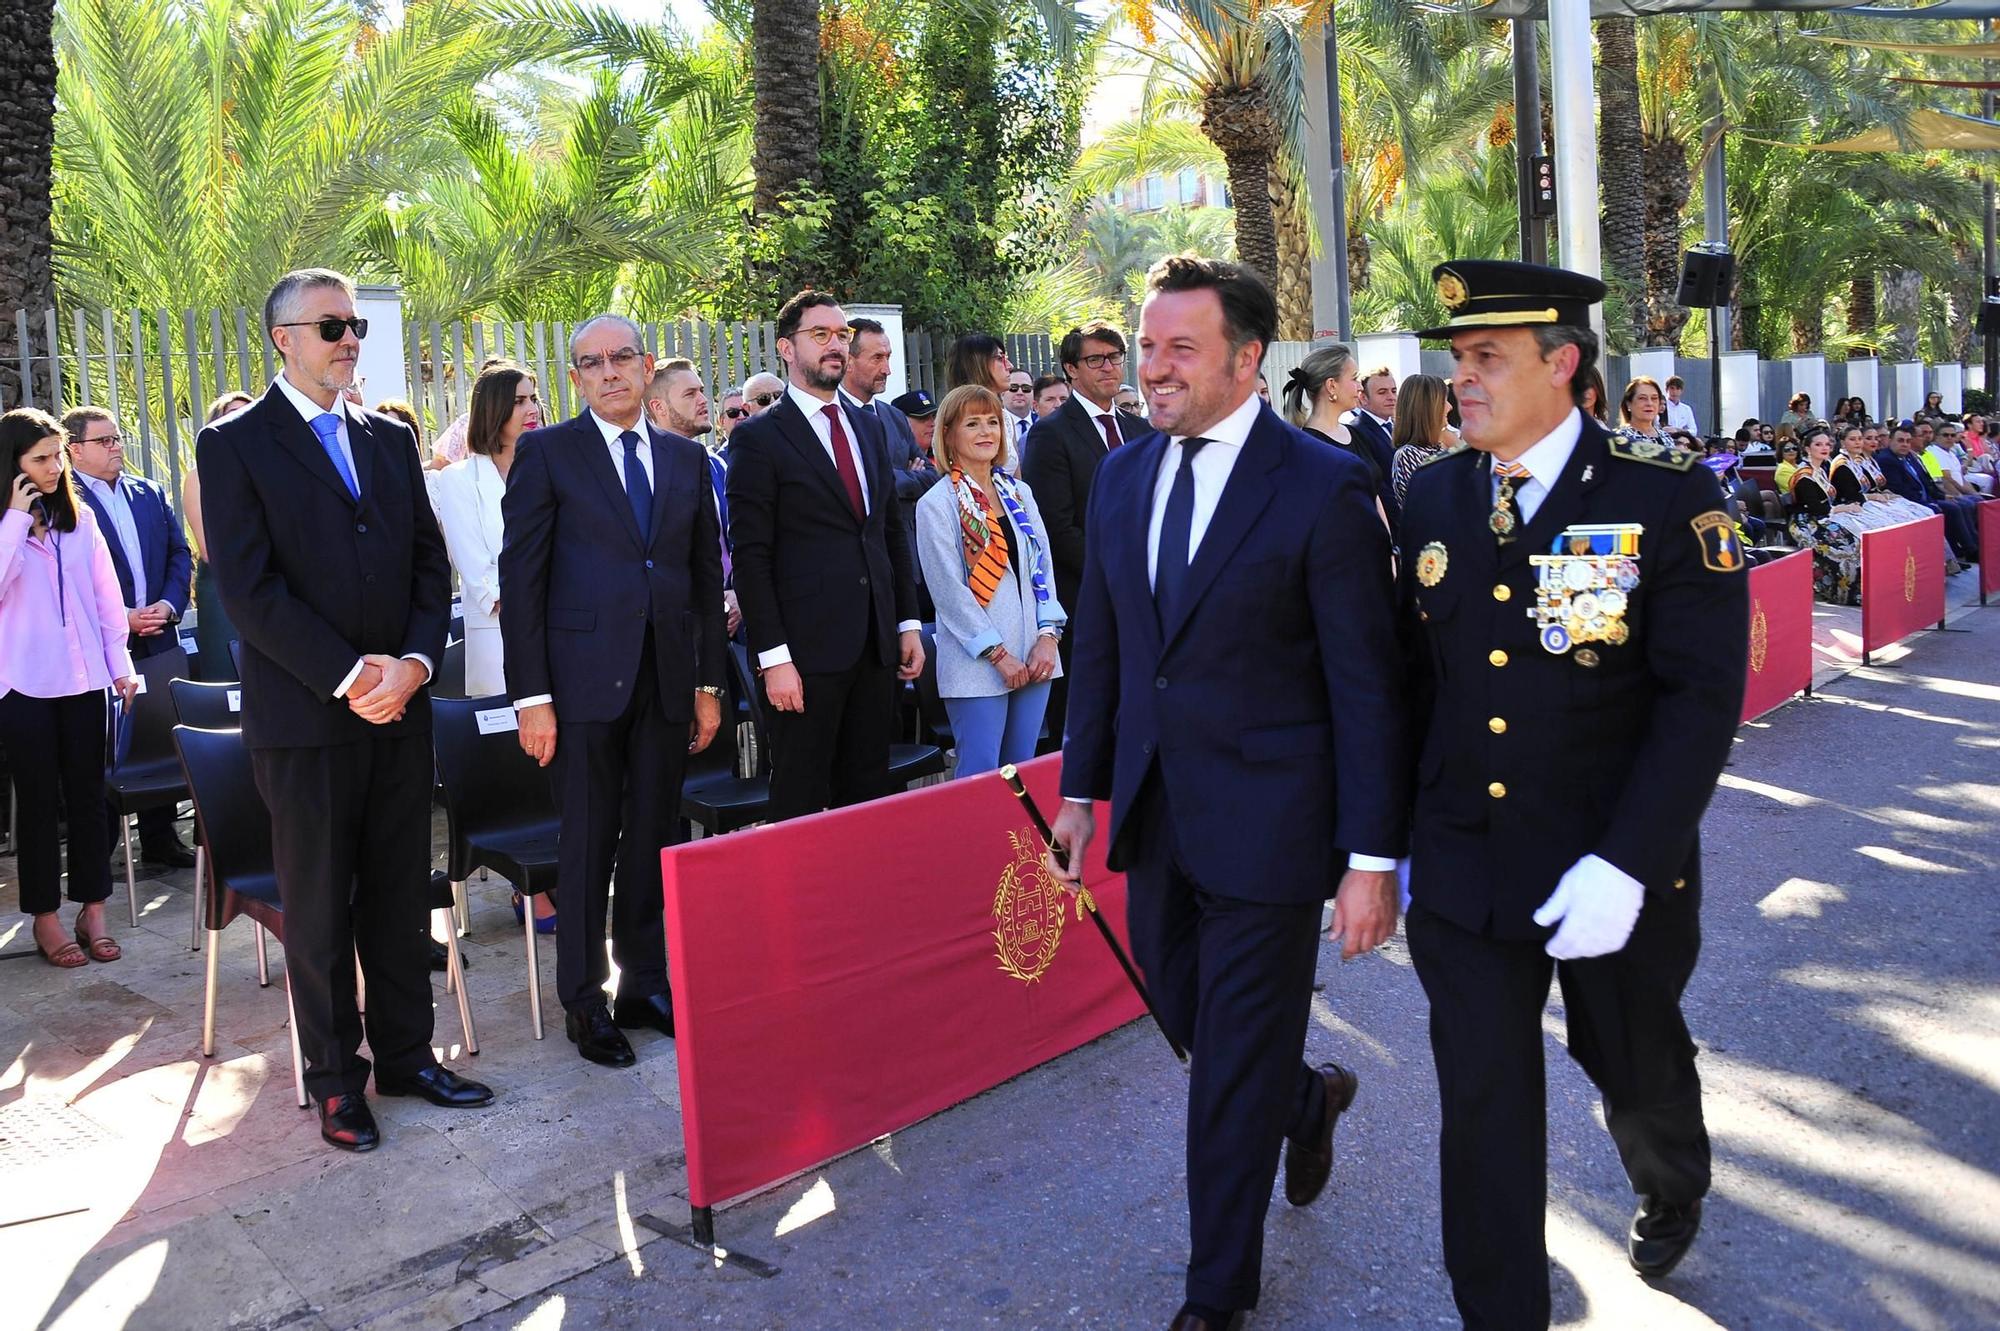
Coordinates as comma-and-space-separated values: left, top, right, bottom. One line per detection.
1283, 1061, 1358, 1206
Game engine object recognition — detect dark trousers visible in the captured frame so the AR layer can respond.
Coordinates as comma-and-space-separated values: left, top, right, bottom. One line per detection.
1038, 632, 1073, 754
251, 734, 437, 1102
1407, 897, 1709, 1331
549, 631, 686, 1011
0, 689, 112, 916
1938, 498, 1980, 559
1123, 780, 1325, 1312
764, 652, 895, 822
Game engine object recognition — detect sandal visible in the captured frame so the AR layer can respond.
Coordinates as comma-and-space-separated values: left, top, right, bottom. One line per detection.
38, 938, 88, 968
74, 923, 121, 963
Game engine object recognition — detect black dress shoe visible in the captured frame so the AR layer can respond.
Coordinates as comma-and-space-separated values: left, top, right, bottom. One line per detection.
1284, 1061, 1359, 1207
376, 1064, 494, 1107
319, 1093, 380, 1152
425, 938, 470, 972
1629, 1196, 1702, 1278
612, 990, 676, 1038
141, 839, 198, 869
566, 1001, 636, 1067
1167, 1307, 1244, 1330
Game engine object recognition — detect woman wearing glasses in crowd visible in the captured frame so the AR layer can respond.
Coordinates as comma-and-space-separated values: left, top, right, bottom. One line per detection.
1615, 376, 1673, 445
915, 385, 1065, 777
433, 362, 554, 932
0, 409, 140, 968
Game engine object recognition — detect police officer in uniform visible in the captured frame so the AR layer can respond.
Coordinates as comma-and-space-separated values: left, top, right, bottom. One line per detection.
1399, 260, 1748, 1329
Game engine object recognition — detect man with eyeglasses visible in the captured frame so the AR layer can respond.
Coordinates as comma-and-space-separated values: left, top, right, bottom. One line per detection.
500, 318, 728, 1069
1021, 320, 1147, 748
726, 290, 925, 821
199, 268, 491, 1152
64, 405, 197, 869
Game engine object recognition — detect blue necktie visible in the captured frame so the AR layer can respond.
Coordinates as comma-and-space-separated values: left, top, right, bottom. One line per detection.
707, 453, 732, 580
310, 412, 359, 500
620, 430, 653, 546
1155, 437, 1211, 627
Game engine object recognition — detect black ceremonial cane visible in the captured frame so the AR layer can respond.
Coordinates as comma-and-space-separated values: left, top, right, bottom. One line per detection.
999, 765, 1189, 1066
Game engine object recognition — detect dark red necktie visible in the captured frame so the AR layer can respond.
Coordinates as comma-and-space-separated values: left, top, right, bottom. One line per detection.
823, 403, 865, 519
1098, 413, 1123, 451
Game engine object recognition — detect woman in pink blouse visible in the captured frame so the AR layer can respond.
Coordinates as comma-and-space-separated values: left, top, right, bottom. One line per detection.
0, 409, 137, 967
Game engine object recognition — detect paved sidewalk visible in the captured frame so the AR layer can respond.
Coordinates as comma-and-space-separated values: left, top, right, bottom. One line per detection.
3, 572, 1996, 1331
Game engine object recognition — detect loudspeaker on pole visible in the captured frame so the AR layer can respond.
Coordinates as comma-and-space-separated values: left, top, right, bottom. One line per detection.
1676, 249, 1736, 309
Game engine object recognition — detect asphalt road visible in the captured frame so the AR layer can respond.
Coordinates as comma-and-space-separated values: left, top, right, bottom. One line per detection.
467, 603, 2000, 1330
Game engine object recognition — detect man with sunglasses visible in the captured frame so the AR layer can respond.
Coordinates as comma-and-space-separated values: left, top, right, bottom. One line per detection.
1001, 368, 1038, 453
742, 373, 785, 420
714, 388, 747, 454
198, 268, 490, 1152
726, 290, 925, 821
841, 318, 938, 618
501, 318, 729, 1068
1021, 320, 1147, 748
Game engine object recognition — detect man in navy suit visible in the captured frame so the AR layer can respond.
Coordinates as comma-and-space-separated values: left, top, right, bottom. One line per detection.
66, 406, 197, 866
502, 316, 728, 1068
726, 291, 924, 822
1341, 367, 1401, 524
839, 318, 938, 616
200, 268, 490, 1152
1047, 256, 1408, 1331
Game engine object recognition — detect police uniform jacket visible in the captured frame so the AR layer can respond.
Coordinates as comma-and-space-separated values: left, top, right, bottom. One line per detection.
1399, 412, 1748, 939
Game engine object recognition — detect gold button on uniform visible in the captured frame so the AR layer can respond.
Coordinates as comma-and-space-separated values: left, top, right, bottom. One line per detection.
1673, 877, 1686, 890
1488, 782, 1507, 799
1488, 717, 1507, 734
1492, 584, 1512, 602
1489, 649, 1509, 667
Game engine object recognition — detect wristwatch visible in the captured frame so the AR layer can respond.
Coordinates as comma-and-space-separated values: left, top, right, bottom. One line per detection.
695, 685, 725, 698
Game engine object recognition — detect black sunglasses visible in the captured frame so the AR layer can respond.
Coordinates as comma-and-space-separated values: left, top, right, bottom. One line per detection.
747, 392, 781, 407
723, 407, 750, 419
275, 316, 368, 343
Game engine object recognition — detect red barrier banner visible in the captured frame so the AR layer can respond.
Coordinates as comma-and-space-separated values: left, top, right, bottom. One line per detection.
1860, 514, 1946, 662
662, 753, 1143, 1210
1741, 550, 1814, 723
1982, 501, 2000, 603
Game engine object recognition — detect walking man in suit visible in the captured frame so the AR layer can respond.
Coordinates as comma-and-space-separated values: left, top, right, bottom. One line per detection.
1341, 366, 1401, 524
726, 291, 924, 821
199, 268, 491, 1152
1401, 260, 1748, 1327
66, 405, 197, 868
501, 317, 728, 1068
1047, 256, 1408, 1330
1021, 321, 1148, 746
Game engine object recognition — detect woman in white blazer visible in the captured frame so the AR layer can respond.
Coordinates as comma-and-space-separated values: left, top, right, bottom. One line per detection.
433, 362, 540, 695
914, 385, 1066, 776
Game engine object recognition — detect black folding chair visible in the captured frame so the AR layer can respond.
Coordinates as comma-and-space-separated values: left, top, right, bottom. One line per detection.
106, 647, 192, 926
912, 625, 954, 750
431, 695, 560, 1039
167, 679, 245, 952
681, 661, 771, 835
726, 642, 945, 799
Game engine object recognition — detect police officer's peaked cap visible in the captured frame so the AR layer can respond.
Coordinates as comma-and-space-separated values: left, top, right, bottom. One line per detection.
1416, 260, 1607, 340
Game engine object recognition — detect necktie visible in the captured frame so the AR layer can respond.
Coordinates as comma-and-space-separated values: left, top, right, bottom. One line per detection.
1155, 437, 1211, 627
1491, 459, 1530, 544
708, 453, 732, 581
310, 412, 359, 500
620, 430, 653, 546
823, 403, 865, 520
1098, 413, 1124, 452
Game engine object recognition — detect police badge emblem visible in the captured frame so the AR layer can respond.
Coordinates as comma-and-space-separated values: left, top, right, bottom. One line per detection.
1436, 270, 1470, 310
1416, 542, 1449, 587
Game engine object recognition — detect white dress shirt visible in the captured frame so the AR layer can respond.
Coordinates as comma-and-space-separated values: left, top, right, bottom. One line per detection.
1492, 408, 1583, 526
271, 374, 432, 698
77, 472, 147, 608
758, 384, 919, 671
1663, 398, 1697, 435
589, 408, 656, 492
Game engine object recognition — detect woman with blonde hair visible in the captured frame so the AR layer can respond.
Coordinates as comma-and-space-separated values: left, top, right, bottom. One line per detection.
1283, 344, 1390, 530
1389, 374, 1453, 507
913, 384, 1065, 776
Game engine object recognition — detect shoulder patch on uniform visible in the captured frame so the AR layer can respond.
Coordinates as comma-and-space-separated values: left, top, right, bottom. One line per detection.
1418, 443, 1470, 468
1689, 510, 1744, 573
1608, 435, 1697, 471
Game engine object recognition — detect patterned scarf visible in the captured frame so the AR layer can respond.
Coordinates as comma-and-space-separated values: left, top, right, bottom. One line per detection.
950, 467, 1051, 609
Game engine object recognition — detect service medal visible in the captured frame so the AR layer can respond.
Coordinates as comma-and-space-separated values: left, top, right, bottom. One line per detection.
1488, 506, 1516, 539
1416, 542, 1449, 587
1540, 623, 1571, 654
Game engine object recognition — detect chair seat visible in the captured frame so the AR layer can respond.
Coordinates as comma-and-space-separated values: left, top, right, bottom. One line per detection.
108, 758, 188, 806
465, 828, 561, 898
889, 743, 946, 785
681, 772, 772, 835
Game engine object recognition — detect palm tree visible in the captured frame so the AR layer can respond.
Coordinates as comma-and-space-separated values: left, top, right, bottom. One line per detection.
1596, 16, 1646, 350
0, 0, 56, 406
750, 0, 822, 214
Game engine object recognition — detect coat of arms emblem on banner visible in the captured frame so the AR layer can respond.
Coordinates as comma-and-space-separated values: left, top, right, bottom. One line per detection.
992, 828, 1077, 984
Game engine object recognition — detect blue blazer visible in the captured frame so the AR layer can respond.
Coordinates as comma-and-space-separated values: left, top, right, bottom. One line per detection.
499, 412, 728, 725
76, 473, 192, 659
1058, 401, 1408, 905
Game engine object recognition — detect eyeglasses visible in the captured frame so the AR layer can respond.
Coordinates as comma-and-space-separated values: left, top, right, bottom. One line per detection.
723, 407, 750, 419
572, 348, 644, 374
747, 391, 782, 407
80, 433, 124, 448
274, 317, 368, 342
1006, 382, 1034, 393
1078, 351, 1126, 370
792, 326, 854, 347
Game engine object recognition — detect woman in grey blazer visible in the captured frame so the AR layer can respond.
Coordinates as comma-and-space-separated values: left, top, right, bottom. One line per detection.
915, 385, 1066, 776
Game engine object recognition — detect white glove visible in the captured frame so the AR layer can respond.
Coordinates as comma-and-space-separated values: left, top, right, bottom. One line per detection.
1532, 854, 1644, 960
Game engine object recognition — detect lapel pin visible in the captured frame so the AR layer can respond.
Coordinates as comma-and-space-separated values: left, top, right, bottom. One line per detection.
1580, 465, 1594, 484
